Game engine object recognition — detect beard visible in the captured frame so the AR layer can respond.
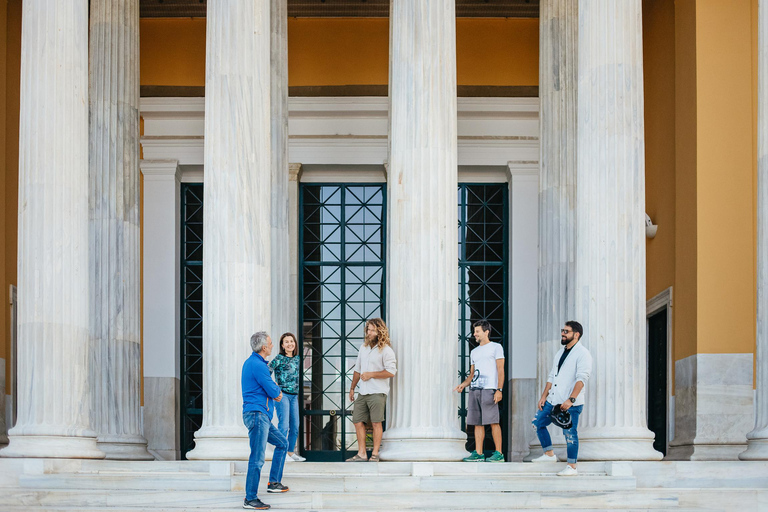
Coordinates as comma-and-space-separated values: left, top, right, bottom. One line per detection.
366, 333, 379, 346
561, 337, 569, 346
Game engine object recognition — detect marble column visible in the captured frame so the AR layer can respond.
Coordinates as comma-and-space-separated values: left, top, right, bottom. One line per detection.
741, 0, 768, 461
574, 0, 661, 461
186, 0, 272, 460
271, 0, 292, 338
88, 0, 151, 461
533, 0, 578, 459
575, 0, 662, 460
379, 0, 467, 461
1, 0, 103, 459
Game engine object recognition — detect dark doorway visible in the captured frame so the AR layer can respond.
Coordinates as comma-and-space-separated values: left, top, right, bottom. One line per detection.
647, 308, 668, 456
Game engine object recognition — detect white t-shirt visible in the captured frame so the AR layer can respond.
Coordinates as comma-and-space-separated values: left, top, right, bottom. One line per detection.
469, 341, 505, 390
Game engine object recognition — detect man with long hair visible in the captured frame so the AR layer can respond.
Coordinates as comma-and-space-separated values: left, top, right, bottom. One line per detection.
346, 318, 397, 462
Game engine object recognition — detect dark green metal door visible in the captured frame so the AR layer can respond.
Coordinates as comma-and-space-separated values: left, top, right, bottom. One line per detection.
457, 183, 509, 455
180, 183, 204, 459
299, 184, 386, 461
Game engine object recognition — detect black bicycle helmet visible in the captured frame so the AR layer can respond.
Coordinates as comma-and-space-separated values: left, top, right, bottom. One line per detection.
550, 404, 573, 429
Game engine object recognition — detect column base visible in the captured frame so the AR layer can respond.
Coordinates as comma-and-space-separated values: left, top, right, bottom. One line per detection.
98, 434, 154, 461
0, 435, 105, 459
186, 433, 250, 461
668, 441, 747, 461
740, 437, 768, 460
577, 428, 663, 461
379, 428, 468, 461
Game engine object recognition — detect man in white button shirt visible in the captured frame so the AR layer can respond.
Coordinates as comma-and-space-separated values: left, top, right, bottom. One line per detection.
531, 321, 592, 476
347, 318, 397, 462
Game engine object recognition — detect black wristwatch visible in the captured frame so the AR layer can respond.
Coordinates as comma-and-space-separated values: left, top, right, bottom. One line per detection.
568, 397, 576, 403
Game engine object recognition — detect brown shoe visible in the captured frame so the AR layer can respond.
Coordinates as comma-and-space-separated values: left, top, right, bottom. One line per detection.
368, 454, 380, 462
346, 453, 368, 462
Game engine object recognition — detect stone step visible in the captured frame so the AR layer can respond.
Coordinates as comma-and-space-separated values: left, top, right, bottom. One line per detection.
17, 471, 637, 493
0, 489, 701, 510
23, 459, 619, 477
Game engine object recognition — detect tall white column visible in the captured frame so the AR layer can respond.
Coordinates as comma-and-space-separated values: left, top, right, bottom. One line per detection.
89, 0, 151, 461
1, 0, 103, 459
271, 0, 292, 338
575, 0, 661, 460
379, 0, 467, 461
534, 0, 578, 458
741, 0, 768, 461
186, 0, 271, 460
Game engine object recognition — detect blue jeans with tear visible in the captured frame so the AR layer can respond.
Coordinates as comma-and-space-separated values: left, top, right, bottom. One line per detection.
532, 402, 583, 464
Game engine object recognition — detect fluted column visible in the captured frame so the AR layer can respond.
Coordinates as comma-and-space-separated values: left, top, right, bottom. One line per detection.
575, 0, 661, 461
741, 0, 768, 461
534, 0, 578, 458
379, 0, 467, 461
186, 0, 271, 460
89, 0, 151, 461
1, 0, 103, 459
271, 0, 292, 338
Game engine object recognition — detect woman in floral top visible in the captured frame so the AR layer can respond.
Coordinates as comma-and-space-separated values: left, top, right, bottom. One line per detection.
269, 332, 305, 462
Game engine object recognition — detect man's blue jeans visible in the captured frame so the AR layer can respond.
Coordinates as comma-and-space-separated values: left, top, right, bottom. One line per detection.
276, 393, 299, 454
532, 402, 583, 464
243, 410, 289, 501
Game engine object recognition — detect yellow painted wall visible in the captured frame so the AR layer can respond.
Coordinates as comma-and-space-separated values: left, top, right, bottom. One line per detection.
644, 0, 677, 301
140, 17, 539, 87
674, 0, 699, 362
2, 0, 20, 396
0, 0, 7, 388
695, 0, 755, 355
140, 18, 206, 86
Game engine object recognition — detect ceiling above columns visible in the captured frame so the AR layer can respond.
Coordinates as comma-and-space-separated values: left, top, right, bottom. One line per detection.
139, 0, 540, 19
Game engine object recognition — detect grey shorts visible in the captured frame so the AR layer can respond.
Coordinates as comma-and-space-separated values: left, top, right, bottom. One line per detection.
352, 393, 386, 424
467, 388, 500, 426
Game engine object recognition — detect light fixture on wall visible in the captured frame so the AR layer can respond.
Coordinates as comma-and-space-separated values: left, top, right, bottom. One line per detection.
645, 213, 658, 239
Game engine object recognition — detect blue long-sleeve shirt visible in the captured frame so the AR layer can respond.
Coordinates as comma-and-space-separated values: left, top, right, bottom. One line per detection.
242, 352, 282, 417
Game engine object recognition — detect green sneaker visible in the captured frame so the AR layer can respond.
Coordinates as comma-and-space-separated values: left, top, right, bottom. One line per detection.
487, 451, 505, 462
462, 450, 485, 462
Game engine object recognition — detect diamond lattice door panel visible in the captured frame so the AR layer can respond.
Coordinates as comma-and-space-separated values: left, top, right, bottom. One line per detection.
300, 184, 386, 461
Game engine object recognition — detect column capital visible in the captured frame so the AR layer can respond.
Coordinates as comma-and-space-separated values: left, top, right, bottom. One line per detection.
288, 162, 302, 182
140, 159, 181, 182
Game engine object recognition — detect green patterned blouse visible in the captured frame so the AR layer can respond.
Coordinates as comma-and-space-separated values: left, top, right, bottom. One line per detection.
268, 354, 300, 395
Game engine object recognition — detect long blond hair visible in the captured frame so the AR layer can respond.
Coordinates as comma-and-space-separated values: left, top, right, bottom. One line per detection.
364, 318, 391, 351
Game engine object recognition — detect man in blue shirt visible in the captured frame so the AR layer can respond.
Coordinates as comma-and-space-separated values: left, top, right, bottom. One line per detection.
242, 331, 290, 510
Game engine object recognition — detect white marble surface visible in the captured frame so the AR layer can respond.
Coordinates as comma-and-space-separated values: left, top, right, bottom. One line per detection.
1, 0, 103, 459
537, 0, 577, 395
671, 354, 753, 460
88, 0, 150, 461
574, 0, 660, 461
143, 377, 179, 461
743, 0, 768, 462
380, 0, 467, 461
270, 0, 293, 338
186, 0, 272, 460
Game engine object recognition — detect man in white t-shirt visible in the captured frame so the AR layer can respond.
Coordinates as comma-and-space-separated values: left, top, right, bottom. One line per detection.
453, 320, 505, 462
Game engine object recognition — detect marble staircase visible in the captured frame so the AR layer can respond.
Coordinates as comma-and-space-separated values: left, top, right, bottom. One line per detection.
0, 460, 765, 511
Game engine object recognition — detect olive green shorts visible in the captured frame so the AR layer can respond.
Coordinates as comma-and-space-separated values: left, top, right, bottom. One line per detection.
352, 393, 387, 424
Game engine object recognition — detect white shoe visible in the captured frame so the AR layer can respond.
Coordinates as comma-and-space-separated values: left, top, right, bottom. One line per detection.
531, 452, 558, 463
290, 453, 306, 462
282, 454, 293, 462
557, 465, 578, 476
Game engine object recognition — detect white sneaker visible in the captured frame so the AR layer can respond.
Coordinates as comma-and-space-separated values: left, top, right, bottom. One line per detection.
557, 465, 578, 476
282, 454, 293, 463
290, 453, 306, 462
531, 452, 558, 463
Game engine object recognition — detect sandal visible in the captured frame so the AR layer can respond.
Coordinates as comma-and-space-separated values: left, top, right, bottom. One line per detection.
346, 453, 368, 462
369, 454, 380, 462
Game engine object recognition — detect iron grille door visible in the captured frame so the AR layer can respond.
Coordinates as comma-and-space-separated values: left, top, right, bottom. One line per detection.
180, 183, 204, 459
457, 183, 509, 455
299, 184, 386, 461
